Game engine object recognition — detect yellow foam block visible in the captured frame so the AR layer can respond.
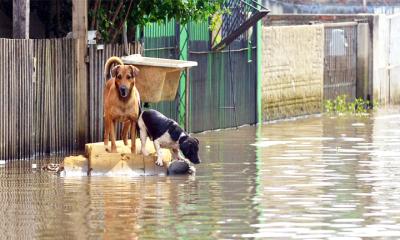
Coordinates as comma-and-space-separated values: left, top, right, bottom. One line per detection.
63, 139, 172, 176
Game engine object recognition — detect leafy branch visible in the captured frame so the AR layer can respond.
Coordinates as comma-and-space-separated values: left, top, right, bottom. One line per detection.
89, 0, 225, 43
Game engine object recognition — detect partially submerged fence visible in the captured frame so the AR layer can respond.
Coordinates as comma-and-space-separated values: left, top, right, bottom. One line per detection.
0, 38, 78, 161
0, 17, 260, 161
139, 20, 258, 132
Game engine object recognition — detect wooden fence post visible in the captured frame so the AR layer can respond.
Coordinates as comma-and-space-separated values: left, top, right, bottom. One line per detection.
13, 0, 30, 39
72, 0, 88, 149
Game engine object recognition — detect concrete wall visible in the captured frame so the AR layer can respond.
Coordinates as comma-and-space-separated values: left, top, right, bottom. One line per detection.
261, 24, 324, 121
373, 14, 390, 105
372, 14, 400, 105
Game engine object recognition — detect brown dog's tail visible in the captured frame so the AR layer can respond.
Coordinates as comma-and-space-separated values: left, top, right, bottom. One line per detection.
104, 56, 124, 80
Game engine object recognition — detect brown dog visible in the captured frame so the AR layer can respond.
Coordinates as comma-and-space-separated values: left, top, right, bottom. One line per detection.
103, 56, 140, 153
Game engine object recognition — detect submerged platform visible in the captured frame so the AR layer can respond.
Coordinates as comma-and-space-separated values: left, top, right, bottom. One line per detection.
63, 139, 179, 176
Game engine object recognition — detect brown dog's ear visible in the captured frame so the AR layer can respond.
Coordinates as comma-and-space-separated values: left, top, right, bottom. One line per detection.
193, 137, 199, 144
111, 65, 120, 77
129, 65, 140, 78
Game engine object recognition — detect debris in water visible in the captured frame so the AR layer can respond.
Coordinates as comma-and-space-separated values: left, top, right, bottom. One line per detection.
167, 160, 195, 175
42, 163, 64, 173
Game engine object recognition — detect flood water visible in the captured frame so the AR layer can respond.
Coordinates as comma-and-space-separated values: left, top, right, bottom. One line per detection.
2, 110, 400, 239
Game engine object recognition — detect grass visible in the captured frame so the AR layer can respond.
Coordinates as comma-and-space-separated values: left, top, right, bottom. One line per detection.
324, 95, 377, 114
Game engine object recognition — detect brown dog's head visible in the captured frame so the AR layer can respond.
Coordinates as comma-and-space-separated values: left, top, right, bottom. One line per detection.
111, 65, 140, 98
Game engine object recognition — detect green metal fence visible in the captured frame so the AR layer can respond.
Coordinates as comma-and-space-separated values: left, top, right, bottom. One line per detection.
188, 21, 257, 132
141, 19, 258, 132
142, 20, 180, 122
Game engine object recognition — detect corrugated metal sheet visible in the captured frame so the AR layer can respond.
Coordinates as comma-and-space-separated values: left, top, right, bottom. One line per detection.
324, 23, 357, 100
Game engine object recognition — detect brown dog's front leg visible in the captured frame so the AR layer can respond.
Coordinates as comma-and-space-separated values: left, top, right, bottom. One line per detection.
110, 120, 118, 153
122, 121, 130, 146
130, 121, 137, 153
104, 117, 110, 147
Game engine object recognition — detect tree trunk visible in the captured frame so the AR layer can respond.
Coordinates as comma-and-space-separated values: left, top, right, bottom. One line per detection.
90, 0, 101, 30
111, 0, 135, 43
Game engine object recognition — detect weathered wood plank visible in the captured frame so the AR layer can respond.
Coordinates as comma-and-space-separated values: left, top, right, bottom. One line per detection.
72, 0, 88, 149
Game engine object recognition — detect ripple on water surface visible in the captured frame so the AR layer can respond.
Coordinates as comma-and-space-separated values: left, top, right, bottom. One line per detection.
1, 110, 400, 239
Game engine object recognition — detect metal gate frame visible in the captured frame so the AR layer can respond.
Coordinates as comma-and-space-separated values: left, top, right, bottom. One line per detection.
323, 22, 358, 101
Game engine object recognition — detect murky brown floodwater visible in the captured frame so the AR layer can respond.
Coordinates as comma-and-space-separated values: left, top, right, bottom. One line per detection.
2, 109, 400, 239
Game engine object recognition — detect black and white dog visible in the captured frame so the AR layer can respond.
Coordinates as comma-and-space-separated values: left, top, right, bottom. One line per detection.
138, 109, 201, 166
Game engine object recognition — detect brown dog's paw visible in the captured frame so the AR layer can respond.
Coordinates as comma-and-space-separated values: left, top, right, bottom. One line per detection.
130, 147, 136, 154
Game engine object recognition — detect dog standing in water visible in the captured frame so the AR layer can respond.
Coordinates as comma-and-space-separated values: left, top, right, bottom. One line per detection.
138, 109, 201, 166
103, 56, 140, 153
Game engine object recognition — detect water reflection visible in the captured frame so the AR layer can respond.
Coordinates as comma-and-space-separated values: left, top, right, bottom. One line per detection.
2, 110, 400, 239
0, 127, 260, 239
247, 111, 400, 239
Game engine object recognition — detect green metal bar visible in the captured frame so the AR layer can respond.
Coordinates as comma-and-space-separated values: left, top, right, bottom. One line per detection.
256, 0, 263, 124
179, 24, 188, 128
219, 53, 225, 128
248, 39, 252, 63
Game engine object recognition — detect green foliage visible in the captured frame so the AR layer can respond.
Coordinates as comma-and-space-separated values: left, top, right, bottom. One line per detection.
324, 95, 375, 115
89, 0, 225, 43
133, 0, 224, 26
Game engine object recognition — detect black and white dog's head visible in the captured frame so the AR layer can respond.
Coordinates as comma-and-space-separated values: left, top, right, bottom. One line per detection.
179, 136, 201, 164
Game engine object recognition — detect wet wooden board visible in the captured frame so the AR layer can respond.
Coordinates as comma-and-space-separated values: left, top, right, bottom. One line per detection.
63, 139, 171, 176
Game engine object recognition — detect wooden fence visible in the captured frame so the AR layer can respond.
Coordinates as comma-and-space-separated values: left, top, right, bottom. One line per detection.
1, 29, 258, 161
0, 38, 77, 162
0, 38, 142, 162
